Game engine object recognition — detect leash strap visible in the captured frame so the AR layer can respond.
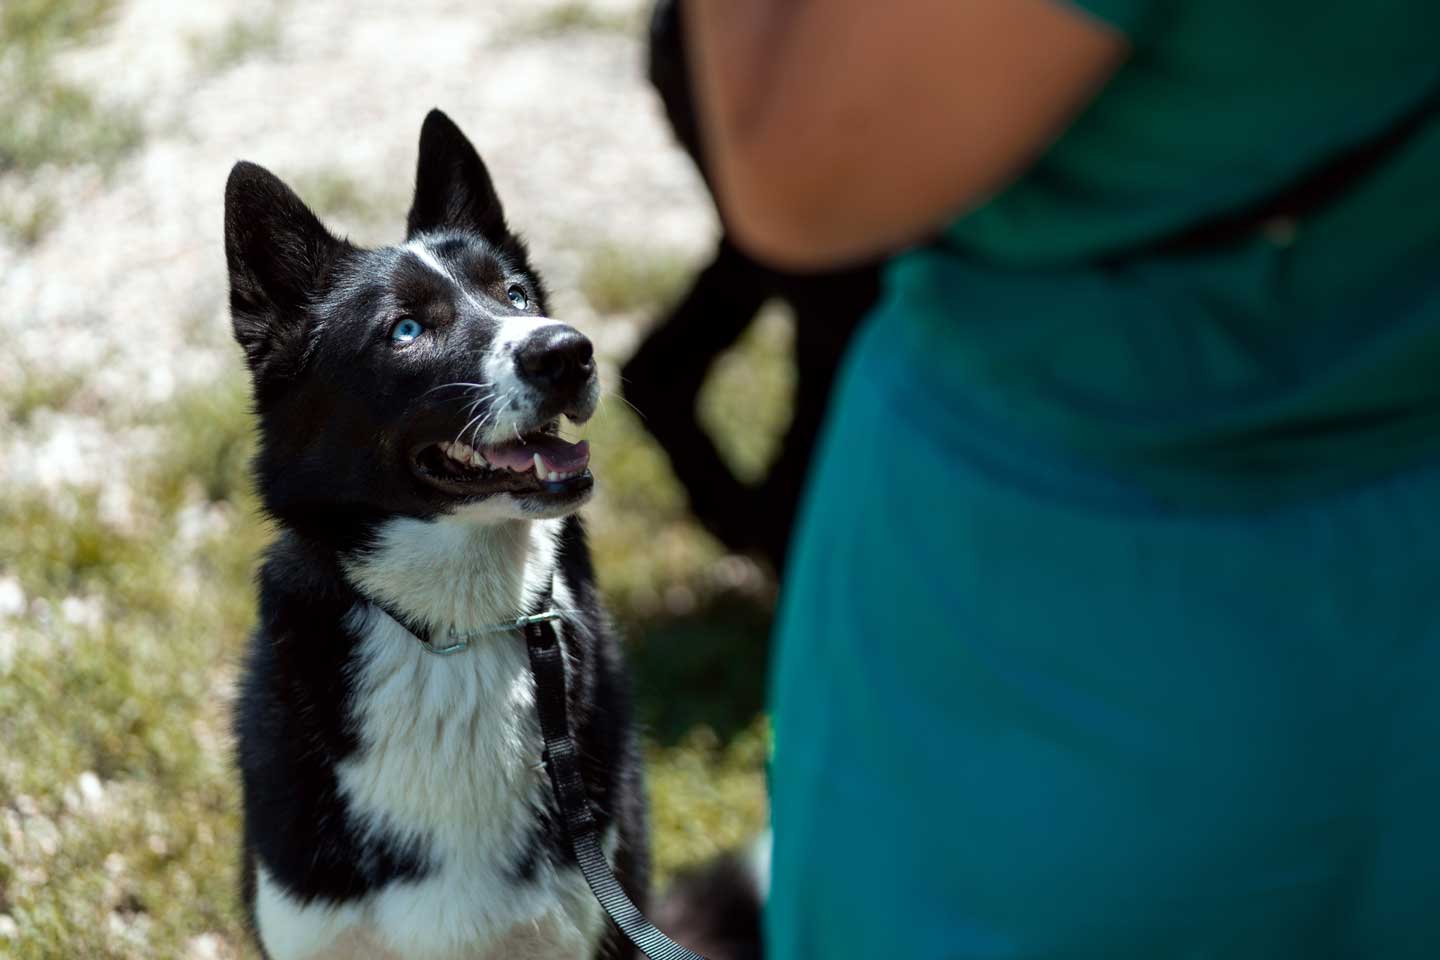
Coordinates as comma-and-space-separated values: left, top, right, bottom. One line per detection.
524, 619, 709, 960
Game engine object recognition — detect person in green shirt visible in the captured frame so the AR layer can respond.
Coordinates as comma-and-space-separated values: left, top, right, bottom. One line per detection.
684, 0, 1440, 956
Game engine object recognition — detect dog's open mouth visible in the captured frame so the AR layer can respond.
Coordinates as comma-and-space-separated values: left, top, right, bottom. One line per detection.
412, 420, 592, 499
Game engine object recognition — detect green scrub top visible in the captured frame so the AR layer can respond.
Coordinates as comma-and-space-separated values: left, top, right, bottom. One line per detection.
766, 1, 1440, 957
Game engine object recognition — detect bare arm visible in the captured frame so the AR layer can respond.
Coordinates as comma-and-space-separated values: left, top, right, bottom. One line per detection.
682, 0, 1129, 270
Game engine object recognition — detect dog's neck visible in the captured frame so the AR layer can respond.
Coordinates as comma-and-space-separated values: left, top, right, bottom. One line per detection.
343, 514, 559, 637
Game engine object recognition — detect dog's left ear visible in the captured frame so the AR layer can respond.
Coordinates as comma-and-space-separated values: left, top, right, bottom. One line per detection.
406, 109, 509, 241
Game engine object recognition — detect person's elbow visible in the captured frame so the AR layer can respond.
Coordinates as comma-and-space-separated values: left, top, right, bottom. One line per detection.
711, 149, 976, 273
720, 183, 866, 272
715, 165, 899, 272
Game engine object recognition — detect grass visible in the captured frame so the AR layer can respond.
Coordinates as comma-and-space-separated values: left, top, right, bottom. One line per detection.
187, 15, 282, 74
697, 300, 798, 485
0, 0, 115, 58
1, 365, 88, 428
579, 244, 695, 316
0, 0, 142, 174
0, 470, 262, 956
515, 1, 644, 39
290, 168, 394, 238
0, 0, 142, 245
0, 72, 142, 175
0, 193, 59, 250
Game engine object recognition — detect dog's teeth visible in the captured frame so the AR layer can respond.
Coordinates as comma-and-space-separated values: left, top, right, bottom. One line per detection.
469, 449, 488, 468
534, 453, 545, 477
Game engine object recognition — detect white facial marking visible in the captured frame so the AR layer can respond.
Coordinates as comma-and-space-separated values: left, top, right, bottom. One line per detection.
405, 240, 489, 315
479, 315, 568, 446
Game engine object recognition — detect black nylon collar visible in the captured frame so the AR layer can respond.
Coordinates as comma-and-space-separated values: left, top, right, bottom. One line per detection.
359, 575, 561, 655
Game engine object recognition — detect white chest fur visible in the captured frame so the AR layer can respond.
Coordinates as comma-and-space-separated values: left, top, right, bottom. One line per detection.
254, 516, 604, 960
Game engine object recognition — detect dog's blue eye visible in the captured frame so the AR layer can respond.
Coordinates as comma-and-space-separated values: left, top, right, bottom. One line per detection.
506, 285, 528, 310
391, 318, 423, 344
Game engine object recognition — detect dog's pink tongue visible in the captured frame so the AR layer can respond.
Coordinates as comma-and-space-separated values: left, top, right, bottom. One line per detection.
483, 437, 590, 474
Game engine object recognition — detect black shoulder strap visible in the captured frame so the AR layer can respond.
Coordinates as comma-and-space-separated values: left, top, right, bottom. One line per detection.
525, 619, 710, 960
1151, 83, 1440, 255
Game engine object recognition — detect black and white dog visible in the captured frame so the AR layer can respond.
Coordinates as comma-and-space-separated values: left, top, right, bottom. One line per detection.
226, 110, 648, 960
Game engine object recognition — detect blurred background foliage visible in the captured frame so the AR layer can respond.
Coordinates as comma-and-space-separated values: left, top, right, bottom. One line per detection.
0, 0, 782, 955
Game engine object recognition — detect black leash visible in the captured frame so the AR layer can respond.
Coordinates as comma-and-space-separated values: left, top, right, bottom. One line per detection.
360, 589, 709, 960
524, 618, 708, 960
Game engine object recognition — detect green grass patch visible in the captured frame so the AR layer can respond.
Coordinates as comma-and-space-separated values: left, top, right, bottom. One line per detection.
143, 378, 256, 510
579, 244, 694, 316
0, 0, 141, 174
629, 592, 772, 746
187, 14, 282, 74
1, 365, 88, 427
648, 718, 768, 883
290, 168, 394, 234
0, 68, 142, 175
696, 300, 798, 485
515, 1, 643, 39
0, 192, 59, 249
0, 0, 116, 51
0, 0, 142, 245
0, 463, 262, 955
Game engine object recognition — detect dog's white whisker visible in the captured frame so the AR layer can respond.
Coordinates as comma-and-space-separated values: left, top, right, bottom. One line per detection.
461, 393, 497, 419
598, 387, 647, 424
421, 381, 494, 398
467, 410, 497, 450
470, 392, 511, 447
453, 410, 490, 448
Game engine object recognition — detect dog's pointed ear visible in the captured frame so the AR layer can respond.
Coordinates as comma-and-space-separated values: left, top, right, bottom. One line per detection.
406, 109, 508, 241
225, 161, 343, 376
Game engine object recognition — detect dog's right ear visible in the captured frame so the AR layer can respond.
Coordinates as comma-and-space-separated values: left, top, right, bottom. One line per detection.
225, 161, 344, 377
406, 109, 508, 242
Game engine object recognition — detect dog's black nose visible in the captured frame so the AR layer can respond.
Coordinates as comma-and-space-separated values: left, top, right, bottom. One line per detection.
516, 326, 595, 394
